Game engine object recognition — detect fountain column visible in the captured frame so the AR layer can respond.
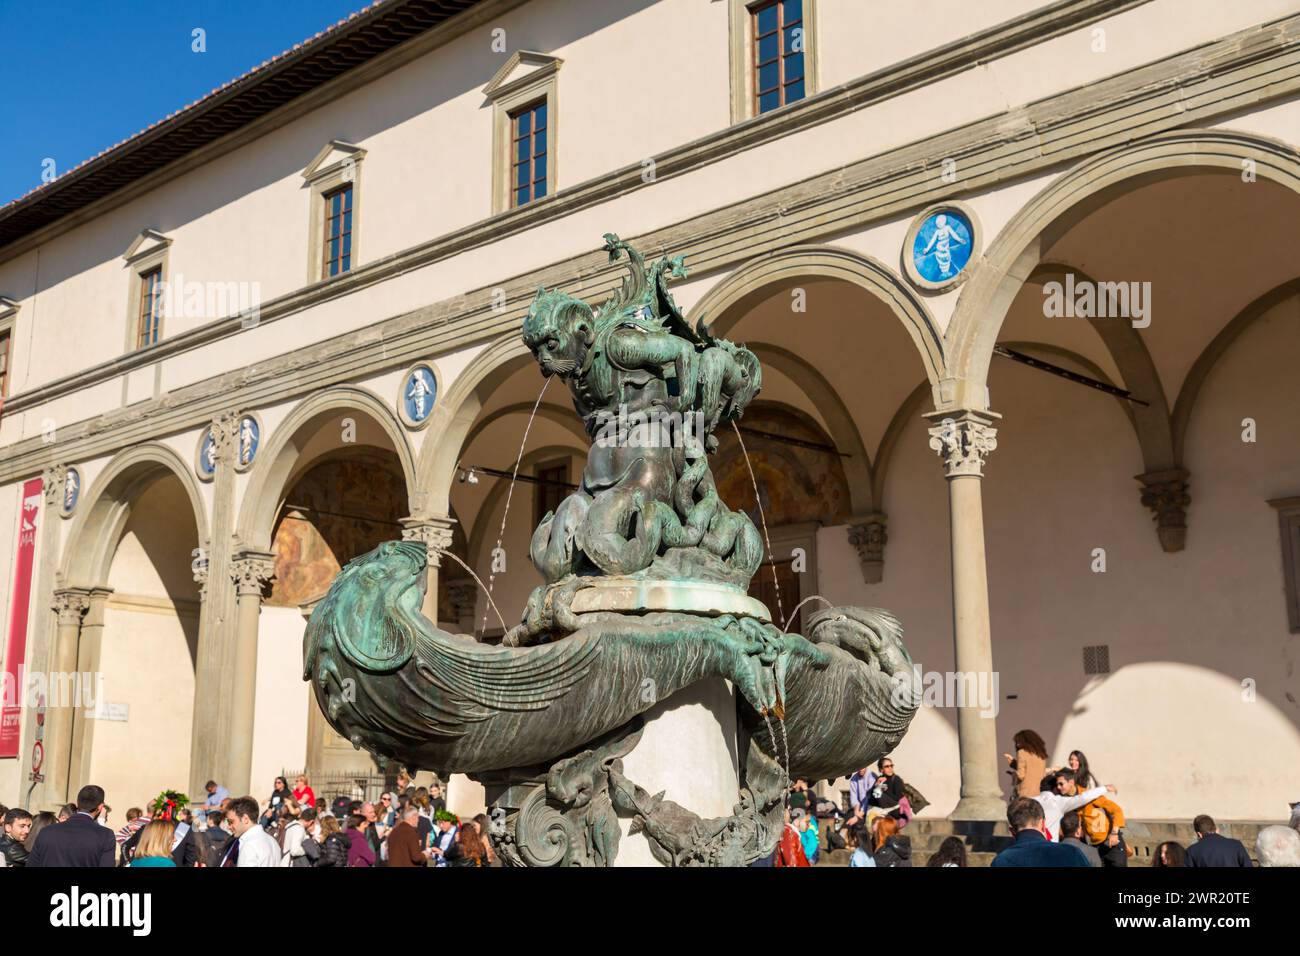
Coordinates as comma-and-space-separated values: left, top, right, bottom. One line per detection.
925, 409, 1005, 821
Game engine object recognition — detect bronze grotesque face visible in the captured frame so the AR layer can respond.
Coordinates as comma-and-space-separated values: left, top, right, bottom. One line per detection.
522, 288, 594, 379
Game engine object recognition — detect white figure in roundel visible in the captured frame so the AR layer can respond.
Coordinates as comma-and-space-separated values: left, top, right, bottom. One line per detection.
239, 418, 256, 466
920, 213, 967, 277
407, 369, 434, 421
202, 434, 216, 474
63, 470, 79, 511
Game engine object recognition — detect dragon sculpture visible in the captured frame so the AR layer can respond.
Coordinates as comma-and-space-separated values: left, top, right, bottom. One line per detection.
304, 235, 918, 866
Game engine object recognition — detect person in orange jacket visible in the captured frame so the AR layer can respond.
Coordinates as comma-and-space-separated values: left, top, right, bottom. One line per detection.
1054, 769, 1128, 866
774, 806, 810, 867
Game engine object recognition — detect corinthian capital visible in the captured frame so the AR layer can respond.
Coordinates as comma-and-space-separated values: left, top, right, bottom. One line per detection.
925, 409, 1001, 478
52, 588, 91, 625
401, 515, 457, 567
231, 550, 277, 598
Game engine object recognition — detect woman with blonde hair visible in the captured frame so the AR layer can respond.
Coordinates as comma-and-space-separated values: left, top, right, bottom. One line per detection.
293, 774, 316, 811
131, 820, 178, 868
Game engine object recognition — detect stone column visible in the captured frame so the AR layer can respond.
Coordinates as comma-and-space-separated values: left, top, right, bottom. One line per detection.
190, 411, 240, 798
29, 466, 70, 808
926, 409, 1005, 821
847, 513, 888, 584
400, 515, 456, 624
65, 587, 113, 799
227, 550, 276, 797
44, 588, 90, 803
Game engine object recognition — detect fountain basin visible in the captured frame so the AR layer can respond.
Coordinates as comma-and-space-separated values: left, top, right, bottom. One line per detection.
569, 576, 771, 622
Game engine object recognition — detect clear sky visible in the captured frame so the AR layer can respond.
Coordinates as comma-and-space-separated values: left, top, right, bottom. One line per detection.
1, 0, 375, 206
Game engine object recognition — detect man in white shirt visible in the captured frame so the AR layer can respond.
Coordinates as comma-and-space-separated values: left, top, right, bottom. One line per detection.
222, 796, 281, 867
1033, 775, 1115, 842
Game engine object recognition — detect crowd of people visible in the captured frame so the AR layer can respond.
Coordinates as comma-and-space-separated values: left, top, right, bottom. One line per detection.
990, 728, 1300, 867
2, 741, 1296, 868
0, 771, 495, 868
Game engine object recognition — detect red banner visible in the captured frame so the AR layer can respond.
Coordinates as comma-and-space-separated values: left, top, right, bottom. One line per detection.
1, 477, 42, 757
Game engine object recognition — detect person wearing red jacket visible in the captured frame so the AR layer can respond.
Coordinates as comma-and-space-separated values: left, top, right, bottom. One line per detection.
774, 807, 810, 867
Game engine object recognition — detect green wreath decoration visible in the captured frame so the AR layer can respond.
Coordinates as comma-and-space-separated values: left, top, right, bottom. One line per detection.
149, 789, 190, 821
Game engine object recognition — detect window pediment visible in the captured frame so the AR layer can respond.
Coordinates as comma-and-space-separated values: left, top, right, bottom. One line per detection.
301, 140, 367, 184
482, 50, 563, 101
122, 228, 171, 265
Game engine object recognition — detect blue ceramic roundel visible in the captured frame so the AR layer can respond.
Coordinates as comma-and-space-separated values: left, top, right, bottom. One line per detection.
403, 366, 437, 424
911, 208, 974, 284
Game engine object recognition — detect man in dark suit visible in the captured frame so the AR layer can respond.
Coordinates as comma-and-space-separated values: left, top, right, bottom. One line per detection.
991, 798, 1092, 867
28, 785, 117, 867
1185, 815, 1253, 867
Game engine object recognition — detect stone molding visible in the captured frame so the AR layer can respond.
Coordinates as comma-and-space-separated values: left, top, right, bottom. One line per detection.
209, 410, 241, 466
41, 464, 65, 506
1136, 467, 1190, 553
3, 16, 1300, 483
926, 410, 1000, 479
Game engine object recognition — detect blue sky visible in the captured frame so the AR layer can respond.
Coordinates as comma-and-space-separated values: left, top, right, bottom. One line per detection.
1, 0, 374, 206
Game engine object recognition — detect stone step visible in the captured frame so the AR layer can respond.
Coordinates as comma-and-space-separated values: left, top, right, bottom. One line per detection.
812, 817, 1275, 867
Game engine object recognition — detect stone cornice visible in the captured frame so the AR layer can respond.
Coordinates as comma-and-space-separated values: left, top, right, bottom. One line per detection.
4, 9, 1300, 485
0, 0, 1149, 418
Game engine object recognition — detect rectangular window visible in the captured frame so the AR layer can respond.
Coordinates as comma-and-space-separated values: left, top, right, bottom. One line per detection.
322, 184, 354, 277
752, 0, 806, 115
510, 100, 549, 208
534, 461, 568, 528
0, 327, 10, 397
136, 266, 163, 348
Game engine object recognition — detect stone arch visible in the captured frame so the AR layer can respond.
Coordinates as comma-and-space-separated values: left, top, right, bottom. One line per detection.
237, 385, 418, 551
61, 442, 209, 587
465, 442, 588, 570
944, 128, 1300, 410
461, 401, 588, 452
746, 342, 874, 516
1027, 263, 1173, 472
689, 244, 945, 389
872, 380, 932, 511
416, 335, 535, 515
1172, 276, 1300, 463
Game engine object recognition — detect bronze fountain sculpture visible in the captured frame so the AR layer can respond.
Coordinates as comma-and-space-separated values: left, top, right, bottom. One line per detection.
304, 234, 918, 866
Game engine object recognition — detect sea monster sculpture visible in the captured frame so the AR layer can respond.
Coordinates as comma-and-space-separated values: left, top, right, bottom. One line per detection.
304, 234, 919, 866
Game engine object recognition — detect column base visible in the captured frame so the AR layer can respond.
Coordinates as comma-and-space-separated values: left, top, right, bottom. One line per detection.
949, 793, 1007, 822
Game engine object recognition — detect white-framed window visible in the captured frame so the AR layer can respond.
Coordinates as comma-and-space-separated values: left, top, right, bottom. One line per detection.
482, 50, 562, 214
121, 228, 171, 351
0, 296, 18, 399
302, 140, 366, 283
729, 0, 818, 124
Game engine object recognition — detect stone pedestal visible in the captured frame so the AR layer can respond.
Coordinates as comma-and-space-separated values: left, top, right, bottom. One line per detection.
613, 677, 741, 867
